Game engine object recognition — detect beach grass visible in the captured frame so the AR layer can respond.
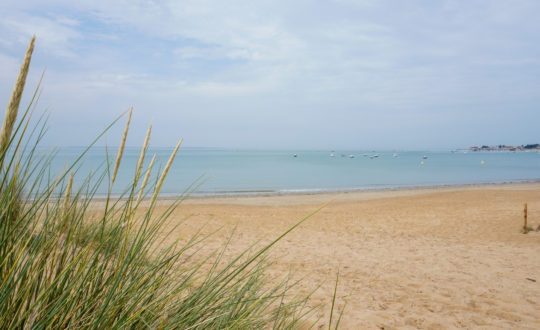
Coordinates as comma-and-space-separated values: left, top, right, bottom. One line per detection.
0, 37, 341, 329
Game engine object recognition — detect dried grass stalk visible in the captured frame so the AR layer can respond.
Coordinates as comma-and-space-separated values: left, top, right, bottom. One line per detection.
134, 124, 152, 186
0, 36, 35, 152
63, 172, 74, 214
151, 138, 182, 202
136, 154, 156, 204
60, 172, 74, 232
112, 107, 132, 184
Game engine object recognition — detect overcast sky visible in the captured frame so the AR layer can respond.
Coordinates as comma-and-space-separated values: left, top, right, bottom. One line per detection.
0, 0, 539, 150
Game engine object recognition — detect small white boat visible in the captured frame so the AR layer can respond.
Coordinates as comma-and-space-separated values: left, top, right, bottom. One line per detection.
293, 154, 297, 158
348, 154, 355, 158
423, 155, 428, 159
330, 153, 335, 157
393, 153, 398, 158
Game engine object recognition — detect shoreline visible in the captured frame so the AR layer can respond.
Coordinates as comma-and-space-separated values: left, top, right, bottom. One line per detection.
183, 178, 540, 197
84, 179, 540, 203
152, 180, 540, 206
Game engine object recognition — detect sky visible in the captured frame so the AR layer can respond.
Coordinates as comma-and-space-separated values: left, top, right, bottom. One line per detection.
0, 0, 539, 150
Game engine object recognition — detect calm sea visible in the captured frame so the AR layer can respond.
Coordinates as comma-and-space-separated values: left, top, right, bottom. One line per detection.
44, 147, 540, 197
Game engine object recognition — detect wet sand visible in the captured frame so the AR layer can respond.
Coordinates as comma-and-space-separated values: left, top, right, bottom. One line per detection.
157, 182, 540, 328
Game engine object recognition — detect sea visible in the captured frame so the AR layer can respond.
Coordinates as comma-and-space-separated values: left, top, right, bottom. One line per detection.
41, 147, 540, 197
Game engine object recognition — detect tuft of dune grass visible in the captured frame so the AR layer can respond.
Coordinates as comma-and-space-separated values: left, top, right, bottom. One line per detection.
0, 36, 335, 329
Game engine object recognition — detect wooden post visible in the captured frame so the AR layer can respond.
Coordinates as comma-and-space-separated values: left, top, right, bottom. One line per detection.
523, 203, 528, 234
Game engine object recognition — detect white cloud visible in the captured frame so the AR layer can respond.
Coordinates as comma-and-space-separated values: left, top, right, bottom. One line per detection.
0, 12, 81, 57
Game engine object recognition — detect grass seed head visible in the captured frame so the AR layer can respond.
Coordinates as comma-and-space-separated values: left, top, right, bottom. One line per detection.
152, 138, 182, 202
137, 153, 156, 204
134, 124, 152, 186
0, 35, 35, 153
112, 106, 132, 184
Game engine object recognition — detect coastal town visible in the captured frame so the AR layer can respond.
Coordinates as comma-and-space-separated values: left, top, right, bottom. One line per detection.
467, 144, 540, 151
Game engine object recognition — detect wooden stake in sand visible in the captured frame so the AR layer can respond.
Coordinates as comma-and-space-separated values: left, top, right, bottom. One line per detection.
523, 203, 528, 234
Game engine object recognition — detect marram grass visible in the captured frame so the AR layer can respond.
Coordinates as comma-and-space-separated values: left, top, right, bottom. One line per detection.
0, 37, 344, 329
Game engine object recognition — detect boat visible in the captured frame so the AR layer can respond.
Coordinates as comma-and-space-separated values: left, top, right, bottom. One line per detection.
423, 155, 428, 159
330, 153, 335, 157
393, 153, 398, 158
293, 154, 297, 158
348, 154, 355, 158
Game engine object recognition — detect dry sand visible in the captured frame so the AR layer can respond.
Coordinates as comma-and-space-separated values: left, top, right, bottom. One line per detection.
156, 182, 540, 329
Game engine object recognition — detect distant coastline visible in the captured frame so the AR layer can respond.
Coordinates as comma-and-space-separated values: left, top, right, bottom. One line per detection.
464, 144, 540, 152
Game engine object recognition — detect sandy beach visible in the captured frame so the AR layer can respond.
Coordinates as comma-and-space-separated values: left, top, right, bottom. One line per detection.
155, 182, 540, 329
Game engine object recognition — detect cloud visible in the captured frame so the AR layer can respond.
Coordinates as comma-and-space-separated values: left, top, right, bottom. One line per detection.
0, 12, 81, 57
1, 0, 540, 148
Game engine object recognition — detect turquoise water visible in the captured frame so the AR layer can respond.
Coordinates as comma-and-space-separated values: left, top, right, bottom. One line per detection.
45, 147, 540, 196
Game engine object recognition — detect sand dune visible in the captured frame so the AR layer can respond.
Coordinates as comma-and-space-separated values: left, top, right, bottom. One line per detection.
156, 183, 540, 329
